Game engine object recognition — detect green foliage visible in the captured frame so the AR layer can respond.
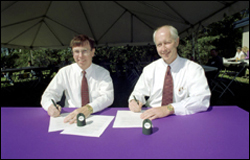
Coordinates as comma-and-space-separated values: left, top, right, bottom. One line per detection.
95, 45, 148, 64
205, 12, 243, 58
1, 49, 20, 68
195, 34, 221, 64
1, 48, 75, 68
93, 45, 158, 71
178, 10, 246, 64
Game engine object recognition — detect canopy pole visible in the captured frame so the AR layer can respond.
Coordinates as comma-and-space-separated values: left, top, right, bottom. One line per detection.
30, 49, 34, 64
131, 14, 133, 43
192, 32, 195, 61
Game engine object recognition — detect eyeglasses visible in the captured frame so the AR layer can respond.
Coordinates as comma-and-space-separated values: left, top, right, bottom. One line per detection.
72, 49, 91, 56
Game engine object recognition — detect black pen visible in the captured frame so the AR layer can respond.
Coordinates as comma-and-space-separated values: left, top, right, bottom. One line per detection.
133, 95, 139, 105
51, 99, 58, 110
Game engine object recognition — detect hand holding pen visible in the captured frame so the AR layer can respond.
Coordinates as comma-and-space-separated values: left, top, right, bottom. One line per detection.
133, 95, 139, 105
129, 95, 142, 112
51, 99, 58, 110
47, 99, 62, 117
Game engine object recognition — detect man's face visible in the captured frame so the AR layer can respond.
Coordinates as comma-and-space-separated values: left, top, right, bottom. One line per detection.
210, 50, 217, 57
155, 27, 179, 64
72, 41, 95, 70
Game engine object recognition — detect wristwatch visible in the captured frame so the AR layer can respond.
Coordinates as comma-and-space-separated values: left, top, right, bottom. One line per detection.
85, 104, 93, 114
167, 104, 174, 112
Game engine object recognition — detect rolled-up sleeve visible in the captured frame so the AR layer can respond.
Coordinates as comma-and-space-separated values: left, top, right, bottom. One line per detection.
41, 70, 65, 111
172, 64, 211, 115
128, 67, 152, 105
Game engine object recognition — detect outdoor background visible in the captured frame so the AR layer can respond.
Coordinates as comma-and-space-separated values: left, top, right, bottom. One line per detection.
1, 9, 249, 112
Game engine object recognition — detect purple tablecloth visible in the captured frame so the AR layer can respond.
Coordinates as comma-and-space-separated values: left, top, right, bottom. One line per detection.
1, 106, 249, 159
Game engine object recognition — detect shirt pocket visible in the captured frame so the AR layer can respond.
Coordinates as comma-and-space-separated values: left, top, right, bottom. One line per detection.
176, 86, 187, 98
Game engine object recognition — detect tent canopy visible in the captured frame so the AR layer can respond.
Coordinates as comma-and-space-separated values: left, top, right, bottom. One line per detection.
1, 1, 249, 49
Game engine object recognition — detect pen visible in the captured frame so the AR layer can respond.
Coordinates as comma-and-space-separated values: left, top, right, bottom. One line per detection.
133, 95, 139, 105
51, 99, 58, 110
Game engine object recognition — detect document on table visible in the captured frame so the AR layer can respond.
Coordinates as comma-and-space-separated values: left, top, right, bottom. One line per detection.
113, 110, 145, 128
48, 113, 71, 132
49, 114, 114, 137
60, 115, 114, 137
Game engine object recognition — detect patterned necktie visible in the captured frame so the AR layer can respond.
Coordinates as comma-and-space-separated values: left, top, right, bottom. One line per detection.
81, 71, 89, 107
161, 66, 173, 106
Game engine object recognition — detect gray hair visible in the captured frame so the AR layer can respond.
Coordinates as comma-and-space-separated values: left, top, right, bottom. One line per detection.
153, 25, 179, 44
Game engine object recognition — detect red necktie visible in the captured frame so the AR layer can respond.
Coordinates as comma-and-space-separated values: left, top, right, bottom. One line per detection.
81, 71, 89, 107
161, 66, 173, 106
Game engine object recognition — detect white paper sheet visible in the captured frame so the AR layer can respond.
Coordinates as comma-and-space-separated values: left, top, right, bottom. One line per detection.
48, 113, 71, 132
113, 110, 145, 128
60, 115, 114, 137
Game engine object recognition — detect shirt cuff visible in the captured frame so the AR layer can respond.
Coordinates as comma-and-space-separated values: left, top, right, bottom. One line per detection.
171, 103, 185, 115
42, 101, 52, 111
128, 95, 146, 105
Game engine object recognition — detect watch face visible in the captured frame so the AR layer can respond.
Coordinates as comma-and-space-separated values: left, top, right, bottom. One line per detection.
78, 116, 84, 121
144, 122, 151, 129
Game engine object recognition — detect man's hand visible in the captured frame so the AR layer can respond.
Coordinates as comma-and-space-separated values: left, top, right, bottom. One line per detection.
129, 99, 143, 112
140, 105, 174, 120
47, 104, 62, 117
64, 105, 92, 124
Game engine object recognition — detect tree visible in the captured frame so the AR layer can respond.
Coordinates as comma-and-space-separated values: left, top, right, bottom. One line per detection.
205, 12, 243, 58
178, 9, 246, 64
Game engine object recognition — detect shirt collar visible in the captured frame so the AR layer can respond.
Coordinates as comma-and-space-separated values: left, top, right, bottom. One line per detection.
85, 63, 93, 76
74, 63, 93, 76
161, 54, 180, 70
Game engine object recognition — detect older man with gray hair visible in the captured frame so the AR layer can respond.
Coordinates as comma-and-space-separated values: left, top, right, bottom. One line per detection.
128, 25, 211, 120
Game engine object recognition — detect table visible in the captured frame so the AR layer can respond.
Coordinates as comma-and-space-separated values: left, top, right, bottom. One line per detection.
223, 58, 249, 67
1, 66, 49, 81
1, 106, 249, 159
218, 58, 249, 98
1, 66, 48, 73
1, 66, 50, 87
201, 65, 218, 72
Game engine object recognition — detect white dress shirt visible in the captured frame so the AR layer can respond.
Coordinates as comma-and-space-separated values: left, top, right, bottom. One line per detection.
41, 63, 114, 113
228, 51, 245, 60
129, 55, 211, 115
234, 51, 245, 59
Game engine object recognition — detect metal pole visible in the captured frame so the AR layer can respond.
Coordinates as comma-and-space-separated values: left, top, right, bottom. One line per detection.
192, 32, 195, 61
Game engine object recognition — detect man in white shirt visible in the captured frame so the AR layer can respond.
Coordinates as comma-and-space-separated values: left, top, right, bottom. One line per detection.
128, 25, 211, 120
227, 47, 245, 61
41, 35, 114, 124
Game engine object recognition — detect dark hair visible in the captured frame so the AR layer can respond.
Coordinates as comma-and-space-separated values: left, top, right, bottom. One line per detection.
210, 48, 218, 52
70, 35, 95, 50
